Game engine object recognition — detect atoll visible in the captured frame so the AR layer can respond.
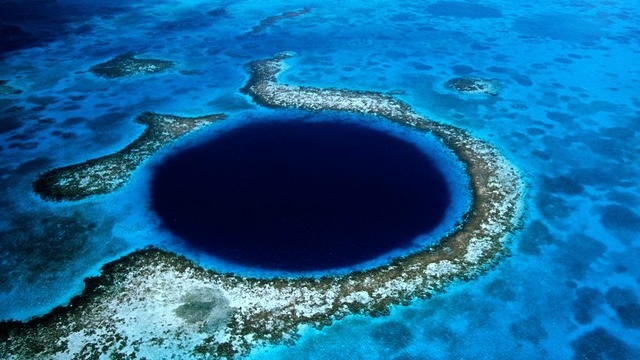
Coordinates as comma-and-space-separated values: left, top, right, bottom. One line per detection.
89, 53, 175, 78
33, 112, 225, 201
444, 76, 503, 96
2, 53, 524, 359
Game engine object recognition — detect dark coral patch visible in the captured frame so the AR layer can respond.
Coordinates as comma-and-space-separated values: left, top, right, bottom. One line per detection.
0, 114, 23, 134
370, 321, 413, 350
535, 193, 574, 220
513, 14, 603, 44
599, 204, 640, 232
546, 111, 574, 123
509, 316, 548, 344
572, 287, 603, 325
8, 141, 38, 150
26, 96, 60, 108
0, 80, 22, 95
554, 233, 606, 279
541, 175, 585, 195
484, 278, 517, 301
486, 66, 508, 74
245, 7, 311, 36
554, 57, 573, 64
605, 287, 640, 329
510, 73, 533, 86
451, 65, 475, 75
0, 24, 38, 53
206, 7, 228, 17
571, 327, 638, 360
517, 220, 554, 255
426, 1, 502, 18
470, 43, 491, 51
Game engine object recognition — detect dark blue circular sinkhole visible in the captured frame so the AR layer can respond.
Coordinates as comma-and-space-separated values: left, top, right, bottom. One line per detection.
150, 116, 452, 272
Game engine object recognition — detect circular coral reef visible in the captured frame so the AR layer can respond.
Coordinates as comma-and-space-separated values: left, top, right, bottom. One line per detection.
1, 53, 525, 359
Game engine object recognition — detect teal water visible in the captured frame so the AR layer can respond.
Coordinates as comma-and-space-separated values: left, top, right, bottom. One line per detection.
1, 0, 639, 358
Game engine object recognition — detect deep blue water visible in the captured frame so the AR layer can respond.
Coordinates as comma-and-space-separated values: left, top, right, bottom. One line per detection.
151, 115, 451, 272
1, 0, 639, 359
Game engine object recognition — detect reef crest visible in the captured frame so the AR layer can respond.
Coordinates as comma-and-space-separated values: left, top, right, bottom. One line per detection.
33, 112, 225, 201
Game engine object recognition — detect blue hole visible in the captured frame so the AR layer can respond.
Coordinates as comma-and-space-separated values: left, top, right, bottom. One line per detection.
150, 114, 454, 272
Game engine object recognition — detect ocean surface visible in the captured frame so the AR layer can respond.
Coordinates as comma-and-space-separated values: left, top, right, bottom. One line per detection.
1, 0, 639, 359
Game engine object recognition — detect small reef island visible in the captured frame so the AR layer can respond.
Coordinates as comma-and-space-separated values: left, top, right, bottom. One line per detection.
89, 53, 175, 78
444, 76, 503, 96
1, 53, 525, 359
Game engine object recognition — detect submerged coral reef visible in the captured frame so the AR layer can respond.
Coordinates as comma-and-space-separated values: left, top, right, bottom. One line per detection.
245, 8, 311, 36
0, 79, 22, 95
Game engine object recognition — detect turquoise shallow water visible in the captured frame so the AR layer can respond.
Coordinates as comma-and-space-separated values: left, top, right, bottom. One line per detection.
1, 0, 639, 358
